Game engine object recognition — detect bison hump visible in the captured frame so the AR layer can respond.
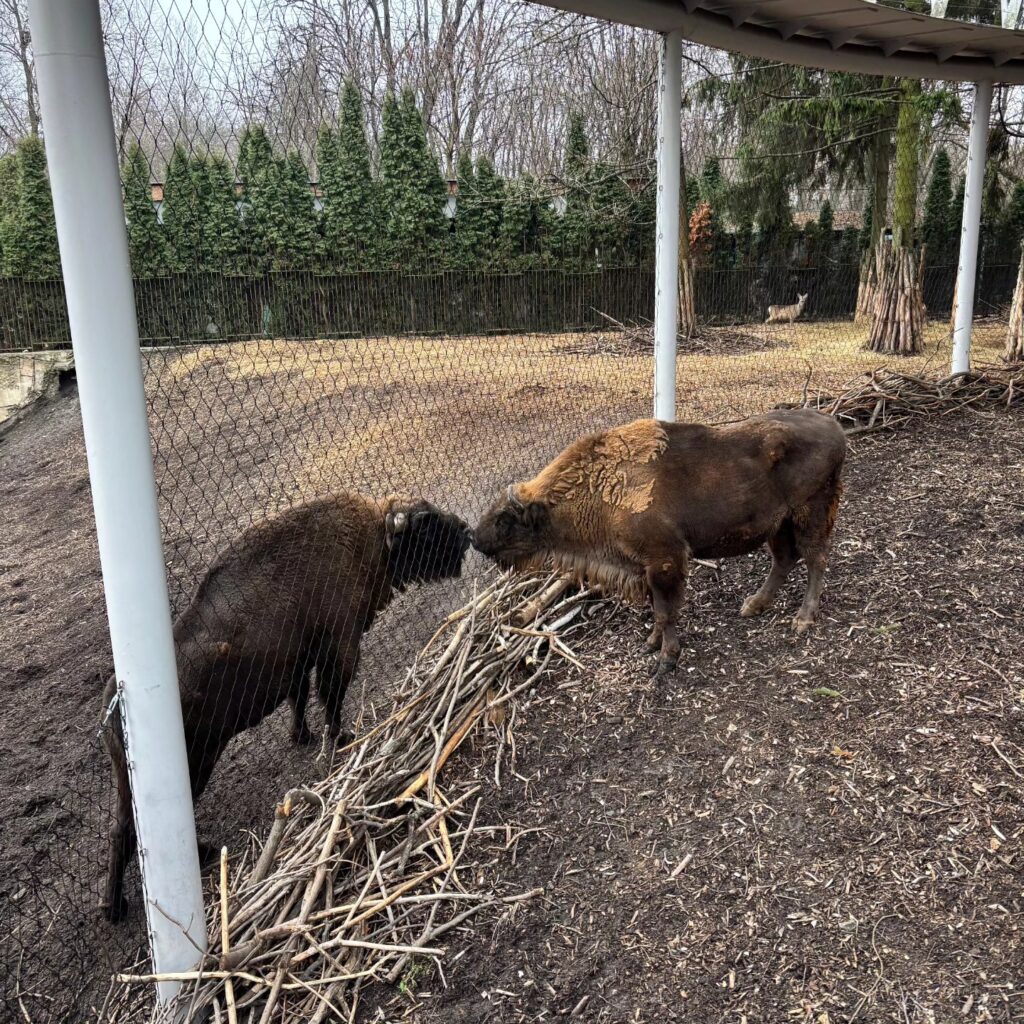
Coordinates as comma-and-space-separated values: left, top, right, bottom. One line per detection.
588, 421, 667, 513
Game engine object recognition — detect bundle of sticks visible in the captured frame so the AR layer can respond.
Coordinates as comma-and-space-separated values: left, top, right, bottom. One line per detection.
791, 363, 1023, 435
119, 572, 595, 1024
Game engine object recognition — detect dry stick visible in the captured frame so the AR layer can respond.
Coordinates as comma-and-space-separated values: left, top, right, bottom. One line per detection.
397, 689, 489, 804
255, 802, 349, 1024
248, 789, 322, 886
220, 849, 238, 1024
153, 573, 589, 1023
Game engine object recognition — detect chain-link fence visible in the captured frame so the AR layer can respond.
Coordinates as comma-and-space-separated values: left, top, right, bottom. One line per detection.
1, 2, 1022, 1021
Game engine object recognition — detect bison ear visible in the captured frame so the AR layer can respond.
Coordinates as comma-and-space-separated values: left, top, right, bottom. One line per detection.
523, 500, 549, 531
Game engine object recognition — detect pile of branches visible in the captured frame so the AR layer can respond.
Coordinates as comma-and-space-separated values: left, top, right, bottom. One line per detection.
115, 572, 593, 1024
791, 364, 1024, 435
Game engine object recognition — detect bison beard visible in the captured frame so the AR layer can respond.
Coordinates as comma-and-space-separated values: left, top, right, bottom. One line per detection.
474, 411, 846, 675
100, 493, 471, 923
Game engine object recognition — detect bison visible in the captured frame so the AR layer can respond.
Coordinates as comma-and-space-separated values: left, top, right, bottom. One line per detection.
473, 411, 845, 675
101, 493, 471, 922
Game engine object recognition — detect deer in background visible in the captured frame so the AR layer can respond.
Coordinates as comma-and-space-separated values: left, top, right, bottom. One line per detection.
766, 293, 808, 324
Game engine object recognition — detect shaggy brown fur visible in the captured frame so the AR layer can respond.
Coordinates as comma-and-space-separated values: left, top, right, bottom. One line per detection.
100, 493, 471, 922
473, 410, 846, 674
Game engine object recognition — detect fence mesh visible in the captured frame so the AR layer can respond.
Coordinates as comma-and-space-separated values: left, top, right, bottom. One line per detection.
2, 1, 1023, 1021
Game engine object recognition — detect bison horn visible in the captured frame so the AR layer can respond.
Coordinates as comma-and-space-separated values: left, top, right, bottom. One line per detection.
393, 510, 408, 532
506, 485, 524, 510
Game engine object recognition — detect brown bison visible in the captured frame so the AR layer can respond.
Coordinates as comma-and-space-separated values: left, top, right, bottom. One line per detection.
101, 493, 471, 922
473, 411, 845, 675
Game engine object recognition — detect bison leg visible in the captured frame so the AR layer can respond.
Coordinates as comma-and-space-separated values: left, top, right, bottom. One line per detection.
792, 475, 842, 633
101, 684, 135, 923
316, 645, 360, 745
645, 559, 686, 676
740, 521, 798, 618
288, 668, 315, 745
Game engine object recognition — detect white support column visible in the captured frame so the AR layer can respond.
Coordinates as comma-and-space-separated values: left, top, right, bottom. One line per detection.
951, 79, 993, 376
653, 29, 682, 421
27, 0, 206, 1004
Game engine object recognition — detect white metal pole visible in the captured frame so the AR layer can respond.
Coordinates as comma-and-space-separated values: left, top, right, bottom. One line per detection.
951, 79, 993, 376
27, 0, 206, 1003
653, 29, 682, 422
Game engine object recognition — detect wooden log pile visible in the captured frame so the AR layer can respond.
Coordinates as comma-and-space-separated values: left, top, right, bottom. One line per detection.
866, 240, 926, 355
114, 572, 594, 1024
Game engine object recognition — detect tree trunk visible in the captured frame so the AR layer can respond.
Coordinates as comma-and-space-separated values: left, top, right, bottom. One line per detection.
868, 80, 923, 353
855, 113, 891, 323
866, 239, 925, 354
1006, 249, 1024, 362
678, 157, 696, 338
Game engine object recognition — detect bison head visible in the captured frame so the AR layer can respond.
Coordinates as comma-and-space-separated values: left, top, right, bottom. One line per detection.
384, 497, 472, 590
472, 485, 551, 569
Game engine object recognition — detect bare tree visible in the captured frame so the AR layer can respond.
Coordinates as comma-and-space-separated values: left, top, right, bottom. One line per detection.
0, 0, 37, 147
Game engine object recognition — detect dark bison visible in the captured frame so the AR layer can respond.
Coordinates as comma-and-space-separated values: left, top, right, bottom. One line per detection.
473, 411, 846, 674
101, 493, 471, 922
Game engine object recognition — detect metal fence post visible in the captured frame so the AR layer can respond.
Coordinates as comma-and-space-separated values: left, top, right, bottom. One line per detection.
951, 78, 993, 376
26, 0, 207, 1003
654, 29, 682, 422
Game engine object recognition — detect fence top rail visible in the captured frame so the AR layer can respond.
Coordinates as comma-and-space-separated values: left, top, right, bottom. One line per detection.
533, 0, 1024, 84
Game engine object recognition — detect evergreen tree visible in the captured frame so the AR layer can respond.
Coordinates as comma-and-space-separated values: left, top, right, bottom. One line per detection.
238, 125, 274, 191
451, 151, 504, 268
817, 199, 835, 265
684, 175, 700, 220
379, 89, 448, 268
162, 144, 206, 272
734, 217, 754, 267
588, 161, 633, 266
498, 173, 555, 269
281, 151, 319, 269
802, 218, 820, 268
122, 144, 169, 277
474, 156, 505, 259
699, 157, 724, 207
921, 148, 954, 265
839, 225, 860, 266
0, 153, 21, 271
565, 111, 589, 178
205, 155, 242, 272
326, 81, 382, 268
316, 124, 341, 263
236, 126, 277, 273
1000, 182, 1024, 262
557, 111, 594, 265
5, 136, 60, 278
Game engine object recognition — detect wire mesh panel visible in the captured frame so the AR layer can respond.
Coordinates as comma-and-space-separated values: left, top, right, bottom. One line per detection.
1, 0, 1023, 1021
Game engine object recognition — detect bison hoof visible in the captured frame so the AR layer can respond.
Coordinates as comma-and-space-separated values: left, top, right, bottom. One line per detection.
655, 656, 678, 678
792, 615, 815, 634
740, 594, 770, 618
645, 631, 663, 652
291, 725, 316, 746
101, 894, 129, 924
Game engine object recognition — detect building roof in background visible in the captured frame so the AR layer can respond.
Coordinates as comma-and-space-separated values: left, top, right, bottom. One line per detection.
534, 0, 1024, 83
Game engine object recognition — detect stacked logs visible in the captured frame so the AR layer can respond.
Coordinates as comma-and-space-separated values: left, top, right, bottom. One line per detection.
866, 240, 926, 355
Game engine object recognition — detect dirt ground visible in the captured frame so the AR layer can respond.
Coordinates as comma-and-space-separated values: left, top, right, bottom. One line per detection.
0, 321, 1020, 1022
372, 412, 1024, 1024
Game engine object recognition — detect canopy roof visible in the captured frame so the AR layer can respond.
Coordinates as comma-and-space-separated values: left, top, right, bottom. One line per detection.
537, 0, 1024, 83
